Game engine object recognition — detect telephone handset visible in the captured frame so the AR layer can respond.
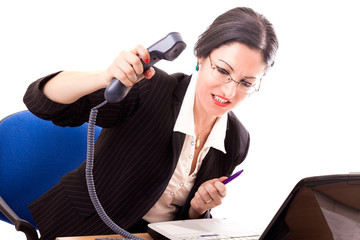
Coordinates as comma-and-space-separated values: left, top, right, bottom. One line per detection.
86, 33, 186, 240
104, 32, 187, 103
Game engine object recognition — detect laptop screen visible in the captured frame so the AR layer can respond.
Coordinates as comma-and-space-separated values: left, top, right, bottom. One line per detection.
260, 174, 360, 240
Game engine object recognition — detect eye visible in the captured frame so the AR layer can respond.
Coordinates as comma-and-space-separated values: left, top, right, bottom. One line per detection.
216, 66, 230, 76
240, 80, 253, 88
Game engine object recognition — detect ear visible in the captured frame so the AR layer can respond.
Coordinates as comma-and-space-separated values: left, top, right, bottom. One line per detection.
196, 57, 206, 71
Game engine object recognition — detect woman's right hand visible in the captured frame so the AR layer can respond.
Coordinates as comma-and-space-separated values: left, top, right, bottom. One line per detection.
103, 44, 155, 87
43, 44, 155, 105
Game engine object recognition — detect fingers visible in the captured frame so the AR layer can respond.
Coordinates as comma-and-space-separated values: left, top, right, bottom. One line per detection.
190, 178, 228, 216
198, 179, 227, 206
131, 44, 150, 66
105, 44, 153, 87
144, 67, 155, 79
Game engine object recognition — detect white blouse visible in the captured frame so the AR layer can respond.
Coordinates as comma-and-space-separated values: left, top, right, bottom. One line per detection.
142, 71, 228, 222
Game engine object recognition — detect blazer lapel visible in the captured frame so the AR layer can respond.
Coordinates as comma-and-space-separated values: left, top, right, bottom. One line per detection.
171, 131, 185, 171
170, 74, 190, 171
171, 99, 185, 172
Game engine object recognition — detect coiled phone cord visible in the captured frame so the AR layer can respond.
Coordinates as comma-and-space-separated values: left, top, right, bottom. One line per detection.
85, 100, 145, 240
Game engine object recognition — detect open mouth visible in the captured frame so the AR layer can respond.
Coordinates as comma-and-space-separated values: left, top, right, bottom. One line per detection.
212, 94, 231, 106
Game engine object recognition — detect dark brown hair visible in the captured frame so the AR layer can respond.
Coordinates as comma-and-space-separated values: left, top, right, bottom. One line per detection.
194, 7, 279, 72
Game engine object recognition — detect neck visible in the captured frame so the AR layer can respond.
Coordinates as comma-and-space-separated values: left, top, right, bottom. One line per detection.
193, 95, 217, 134
193, 113, 216, 149
194, 115, 217, 135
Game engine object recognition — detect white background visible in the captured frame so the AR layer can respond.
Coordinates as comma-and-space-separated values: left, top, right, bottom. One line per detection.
1, 0, 359, 238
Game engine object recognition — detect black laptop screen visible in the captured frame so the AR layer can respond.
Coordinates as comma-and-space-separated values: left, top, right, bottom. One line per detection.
261, 174, 360, 240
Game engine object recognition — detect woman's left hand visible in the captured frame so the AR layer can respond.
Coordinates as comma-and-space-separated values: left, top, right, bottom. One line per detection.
189, 176, 228, 218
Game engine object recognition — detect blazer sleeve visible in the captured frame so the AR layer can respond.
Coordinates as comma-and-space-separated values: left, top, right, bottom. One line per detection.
23, 70, 156, 128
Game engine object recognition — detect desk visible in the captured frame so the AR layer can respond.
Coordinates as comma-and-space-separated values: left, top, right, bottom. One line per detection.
56, 233, 153, 240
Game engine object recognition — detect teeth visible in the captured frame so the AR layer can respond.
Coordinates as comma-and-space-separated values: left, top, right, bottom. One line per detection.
213, 95, 228, 103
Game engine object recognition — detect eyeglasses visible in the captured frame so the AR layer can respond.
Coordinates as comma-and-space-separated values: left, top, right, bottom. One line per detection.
208, 56, 261, 94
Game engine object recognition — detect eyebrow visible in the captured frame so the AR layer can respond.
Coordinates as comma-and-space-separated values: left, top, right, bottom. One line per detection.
219, 59, 234, 71
218, 59, 258, 80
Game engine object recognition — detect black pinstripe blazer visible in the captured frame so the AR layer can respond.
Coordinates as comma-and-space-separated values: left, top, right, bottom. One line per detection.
23, 68, 250, 240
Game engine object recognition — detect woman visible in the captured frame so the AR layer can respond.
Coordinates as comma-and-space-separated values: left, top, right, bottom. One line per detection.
23, 7, 278, 240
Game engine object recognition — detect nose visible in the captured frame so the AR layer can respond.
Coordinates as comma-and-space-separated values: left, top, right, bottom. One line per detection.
221, 81, 237, 99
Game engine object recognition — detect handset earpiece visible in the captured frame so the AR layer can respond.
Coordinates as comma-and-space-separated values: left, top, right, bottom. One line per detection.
104, 32, 186, 103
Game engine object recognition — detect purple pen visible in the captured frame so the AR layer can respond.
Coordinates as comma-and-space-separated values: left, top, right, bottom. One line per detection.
222, 169, 244, 184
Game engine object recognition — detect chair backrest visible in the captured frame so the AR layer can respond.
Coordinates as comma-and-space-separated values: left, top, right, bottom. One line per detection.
0, 110, 101, 228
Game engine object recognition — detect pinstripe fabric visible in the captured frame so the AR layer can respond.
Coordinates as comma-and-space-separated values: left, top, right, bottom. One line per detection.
23, 68, 250, 240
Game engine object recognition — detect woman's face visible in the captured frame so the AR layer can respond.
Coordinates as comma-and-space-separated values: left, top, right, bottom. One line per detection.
195, 42, 266, 118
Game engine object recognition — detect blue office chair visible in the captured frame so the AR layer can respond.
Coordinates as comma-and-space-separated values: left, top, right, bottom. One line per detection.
0, 110, 101, 240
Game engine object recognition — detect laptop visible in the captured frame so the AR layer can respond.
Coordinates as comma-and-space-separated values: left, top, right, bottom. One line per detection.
147, 173, 360, 240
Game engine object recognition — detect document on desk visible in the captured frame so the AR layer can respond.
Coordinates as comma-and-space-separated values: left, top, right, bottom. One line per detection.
147, 218, 260, 240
